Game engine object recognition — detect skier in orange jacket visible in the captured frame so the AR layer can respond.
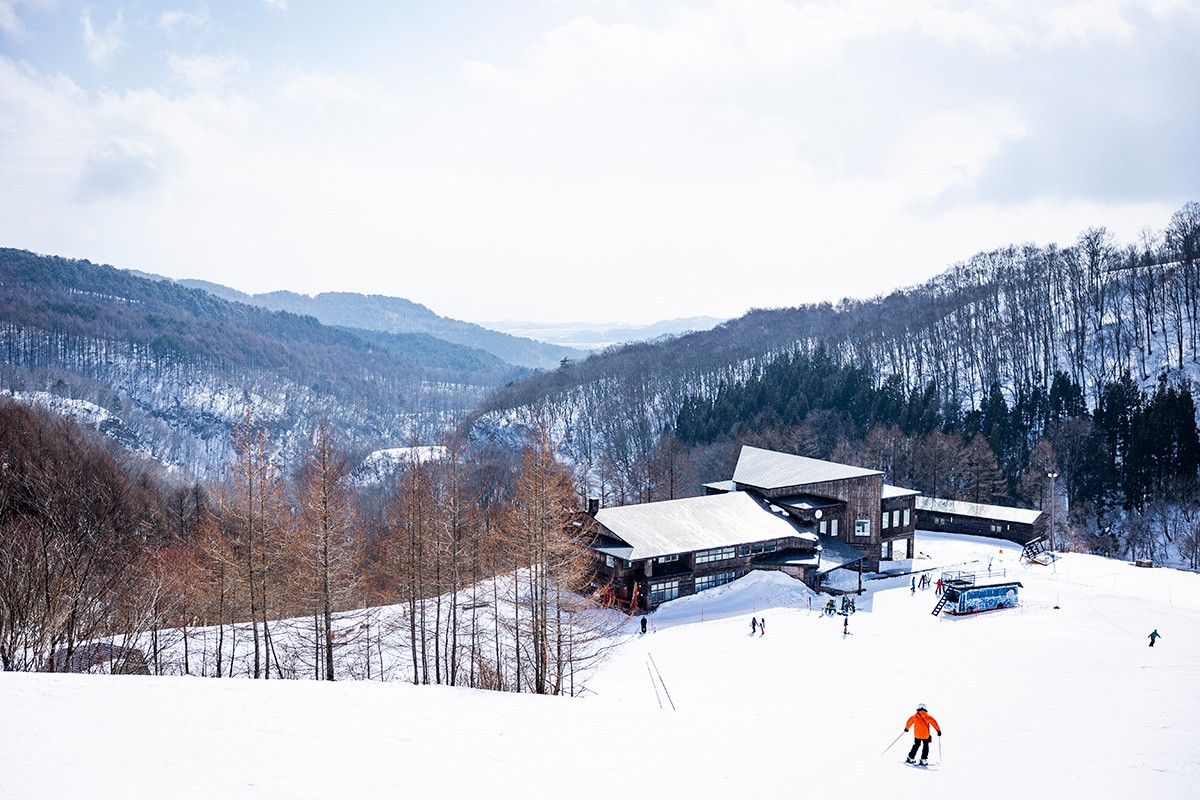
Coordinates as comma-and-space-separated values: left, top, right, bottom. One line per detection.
904, 703, 942, 765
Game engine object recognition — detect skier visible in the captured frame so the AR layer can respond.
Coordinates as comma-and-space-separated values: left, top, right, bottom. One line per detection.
759, 617, 766, 636
935, 578, 944, 595
842, 616, 848, 637
1148, 629, 1161, 647
904, 703, 942, 765
751, 616, 758, 634
911, 576, 916, 594
640, 616, 647, 635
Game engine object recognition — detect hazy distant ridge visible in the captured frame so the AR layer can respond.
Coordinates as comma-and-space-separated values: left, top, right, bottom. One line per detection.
179, 280, 587, 371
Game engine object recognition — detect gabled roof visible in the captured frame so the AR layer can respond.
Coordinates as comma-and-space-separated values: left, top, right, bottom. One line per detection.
882, 484, 921, 499
916, 496, 1042, 525
732, 446, 882, 490
594, 491, 806, 562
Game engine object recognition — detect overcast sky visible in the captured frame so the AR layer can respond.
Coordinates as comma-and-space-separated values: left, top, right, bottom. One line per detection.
1, 1, 1196, 325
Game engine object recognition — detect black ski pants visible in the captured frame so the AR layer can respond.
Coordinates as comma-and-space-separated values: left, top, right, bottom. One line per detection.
908, 737, 931, 760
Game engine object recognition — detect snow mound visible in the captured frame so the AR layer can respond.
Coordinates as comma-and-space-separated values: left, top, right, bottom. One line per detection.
649, 569, 820, 626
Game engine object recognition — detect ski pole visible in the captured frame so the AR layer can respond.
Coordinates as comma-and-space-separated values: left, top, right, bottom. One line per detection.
938, 734, 943, 763
880, 730, 906, 756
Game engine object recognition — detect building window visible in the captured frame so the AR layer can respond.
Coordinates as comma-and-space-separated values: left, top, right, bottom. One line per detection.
855, 519, 871, 538
650, 579, 680, 605
605, 554, 614, 567
831, 519, 838, 538
737, 540, 777, 556
695, 571, 742, 593
695, 546, 736, 564
903, 508, 911, 527
893, 510, 902, 528
883, 511, 891, 530
881, 541, 891, 559
657, 554, 679, 564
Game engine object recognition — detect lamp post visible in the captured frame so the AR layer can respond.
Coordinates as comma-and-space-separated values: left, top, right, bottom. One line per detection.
1046, 472, 1059, 551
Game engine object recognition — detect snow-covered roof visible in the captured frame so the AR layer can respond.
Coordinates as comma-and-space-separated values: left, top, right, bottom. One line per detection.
814, 534, 869, 574
882, 483, 921, 499
594, 491, 807, 561
916, 496, 1042, 525
733, 446, 881, 490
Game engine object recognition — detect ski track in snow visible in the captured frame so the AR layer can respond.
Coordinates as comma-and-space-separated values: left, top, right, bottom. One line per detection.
1, 530, 1198, 799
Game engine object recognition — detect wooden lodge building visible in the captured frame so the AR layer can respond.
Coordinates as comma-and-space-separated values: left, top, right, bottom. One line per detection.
589, 446, 920, 611
915, 497, 1044, 545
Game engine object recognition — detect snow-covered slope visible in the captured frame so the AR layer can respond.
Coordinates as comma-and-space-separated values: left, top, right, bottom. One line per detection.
2, 531, 1196, 799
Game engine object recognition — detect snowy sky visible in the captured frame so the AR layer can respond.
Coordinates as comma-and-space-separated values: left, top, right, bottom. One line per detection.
1, 1, 1196, 325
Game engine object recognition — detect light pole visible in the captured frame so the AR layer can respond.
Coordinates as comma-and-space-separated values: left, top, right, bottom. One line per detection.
1046, 472, 1059, 551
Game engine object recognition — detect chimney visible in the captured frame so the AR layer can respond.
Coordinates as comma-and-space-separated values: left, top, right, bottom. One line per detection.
587, 497, 600, 516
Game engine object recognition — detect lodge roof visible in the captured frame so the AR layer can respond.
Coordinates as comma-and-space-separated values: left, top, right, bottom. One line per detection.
883, 483, 921, 499
733, 446, 882, 490
593, 491, 809, 562
916, 496, 1042, 525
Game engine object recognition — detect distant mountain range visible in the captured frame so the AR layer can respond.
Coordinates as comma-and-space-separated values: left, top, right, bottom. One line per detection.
0, 248, 724, 478
0, 248, 530, 477
171, 279, 589, 371
481, 317, 726, 351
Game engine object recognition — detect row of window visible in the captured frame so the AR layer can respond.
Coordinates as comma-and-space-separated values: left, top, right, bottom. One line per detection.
649, 579, 680, 605
695, 546, 737, 564
694, 571, 743, 592
882, 508, 912, 530
650, 570, 745, 604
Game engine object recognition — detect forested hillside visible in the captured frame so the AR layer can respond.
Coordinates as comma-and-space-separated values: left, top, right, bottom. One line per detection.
469, 203, 1200, 566
176, 280, 586, 370
0, 249, 526, 477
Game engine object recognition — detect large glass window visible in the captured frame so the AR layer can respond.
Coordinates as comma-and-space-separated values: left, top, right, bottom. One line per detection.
650, 579, 680, 605
695, 571, 741, 593
695, 546, 736, 564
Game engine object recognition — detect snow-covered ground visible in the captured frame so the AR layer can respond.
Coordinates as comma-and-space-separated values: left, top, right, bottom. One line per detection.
2, 531, 1197, 799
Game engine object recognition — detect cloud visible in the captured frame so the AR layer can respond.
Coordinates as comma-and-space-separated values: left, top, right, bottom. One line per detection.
168, 52, 248, 91
261, 0, 287, 11
74, 136, 165, 202
159, 8, 210, 34
0, 0, 56, 39
81, 6, 125, 68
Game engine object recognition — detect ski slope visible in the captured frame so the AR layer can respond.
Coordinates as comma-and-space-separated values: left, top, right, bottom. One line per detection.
2, 531, 1197, 799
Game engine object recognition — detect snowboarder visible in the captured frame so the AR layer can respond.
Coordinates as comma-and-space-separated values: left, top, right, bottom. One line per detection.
842, 616, 848, 637
640, 616, 647, 635
759, 617, 766, 636
751, 616, 758, 634
904, 703, 942, 765
1148, 629, 1161, 647
911, 577, 916, 594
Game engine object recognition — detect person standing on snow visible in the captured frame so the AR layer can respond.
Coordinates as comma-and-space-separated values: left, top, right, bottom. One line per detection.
904, 703, 942, 765
1148, 629, 1161, 647
640, 616, 647, 635
750, 616, 758, 634
759, 617, 766, 636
